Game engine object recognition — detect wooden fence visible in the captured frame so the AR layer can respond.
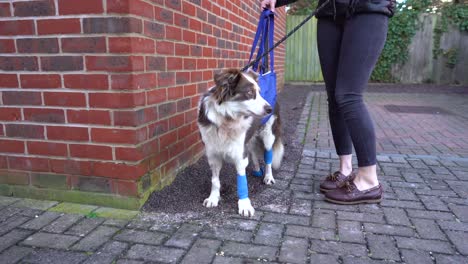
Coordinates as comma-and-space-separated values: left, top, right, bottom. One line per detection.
285, 14, 468, 85
284, 16, 323, 82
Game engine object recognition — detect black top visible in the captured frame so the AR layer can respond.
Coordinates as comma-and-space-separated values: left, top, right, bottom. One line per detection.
274, 0, 396, 18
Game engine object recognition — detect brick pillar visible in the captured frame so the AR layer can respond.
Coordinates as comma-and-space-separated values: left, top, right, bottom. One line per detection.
0, 0, 287, 209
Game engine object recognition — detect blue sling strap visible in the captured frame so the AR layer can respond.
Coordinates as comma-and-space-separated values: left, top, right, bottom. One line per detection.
247, 10, 277, 125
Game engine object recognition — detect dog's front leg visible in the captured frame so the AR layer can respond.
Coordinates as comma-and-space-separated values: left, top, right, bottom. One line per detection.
203, 154, 222, 208
235, 156, 255, 217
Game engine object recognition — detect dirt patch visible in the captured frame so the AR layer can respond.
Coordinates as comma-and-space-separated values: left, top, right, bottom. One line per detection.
142, 85, 311, 221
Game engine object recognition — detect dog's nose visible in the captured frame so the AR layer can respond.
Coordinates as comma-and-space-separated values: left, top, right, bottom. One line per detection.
264, 105, 272, 114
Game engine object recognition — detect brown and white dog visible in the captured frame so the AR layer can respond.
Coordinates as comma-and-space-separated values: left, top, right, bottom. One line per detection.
197, 68, 284, 217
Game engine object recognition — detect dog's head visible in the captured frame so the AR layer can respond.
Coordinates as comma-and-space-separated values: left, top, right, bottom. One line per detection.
212, 68, 271, 117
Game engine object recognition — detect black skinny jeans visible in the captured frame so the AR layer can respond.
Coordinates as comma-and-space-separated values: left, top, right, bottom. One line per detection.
317, 14, 388, 167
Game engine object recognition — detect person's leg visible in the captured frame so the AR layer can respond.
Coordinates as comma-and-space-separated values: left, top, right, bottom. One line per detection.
317, 18, 353, 176
334, 14, 389, 190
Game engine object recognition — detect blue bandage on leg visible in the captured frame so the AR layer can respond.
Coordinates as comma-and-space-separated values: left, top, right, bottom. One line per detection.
264, 149, 273, 165
252, 168, 264, 177
237, 174, 248, 199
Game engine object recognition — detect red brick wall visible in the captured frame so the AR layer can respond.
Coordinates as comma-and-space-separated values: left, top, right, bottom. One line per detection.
0, 0, 287, 208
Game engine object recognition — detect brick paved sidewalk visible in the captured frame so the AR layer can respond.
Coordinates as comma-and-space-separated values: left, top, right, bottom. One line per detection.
1, 88, 467, 264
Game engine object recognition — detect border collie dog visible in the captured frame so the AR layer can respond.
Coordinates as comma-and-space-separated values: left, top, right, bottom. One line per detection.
197, 68, 284, 217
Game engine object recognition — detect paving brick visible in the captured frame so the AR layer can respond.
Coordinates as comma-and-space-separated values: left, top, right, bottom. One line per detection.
363, 223, 415, 237
263, 212, 309, 226
285, 225, 335, 240
278, 236, 308, 264
14, 199, 58, 210
401, 172, 424, 182
289, 199, 312, 216
411, 218, 446, 240
414, 189, 458, 197
0, 215, 30, 236
21, 248, 88, 264
217, 219, 258, 231
114, 229, 167, 245
102, 218, 129, 228
407, 210, 455, 221
18, 207, 45, 218
65, 217, 105, 236
260, 202, 289, 213
310, 240, 367, 257
419, 195, 450, 211
212, 256, 265, 264
449, 204, 468, 222
0, 207, 22, 222
434, 254, 468, 264
0, 197, 19, 208
0, 246, 33, 264
395, 237, 454, 254
445, 231, 468, 255
20, 211, 61, 230
314, 200, 359, 211
367, 235, 399, 261
221, 241, 277, 261
382, 207, 411, 226
400, 249, 433, 264
83, 241, 128, 264
342, 256, 394, 264
164, 223, 202, 248
0, 229, 33, 252
438, 220, 468, 232
126, 218, 154, 230
21, 232, 80, 250
180, 238, 221, 264
338, 221, 365, 243
149, 223, 179, 234
337, 211, 385, 224
201, 227, 252, 243
380, 199, 425, 209
42, 214, 83, 233
311, 209, 336, 229
71, 225, 119, 251
309, 254, 340, 264
116, 259, 144, 264
393, 188, 419, 201
253, 223, 283, 246
125, 244, 186, 262
358, 204, 383, 214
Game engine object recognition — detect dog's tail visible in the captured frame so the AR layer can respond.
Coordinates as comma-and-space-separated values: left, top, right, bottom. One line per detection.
271, 137, 284, 170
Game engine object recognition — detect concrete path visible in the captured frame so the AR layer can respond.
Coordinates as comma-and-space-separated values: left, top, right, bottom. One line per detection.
1, 86, 467, 263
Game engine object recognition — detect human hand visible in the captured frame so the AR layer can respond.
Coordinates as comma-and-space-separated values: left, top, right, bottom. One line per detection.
261, 0, 277, 12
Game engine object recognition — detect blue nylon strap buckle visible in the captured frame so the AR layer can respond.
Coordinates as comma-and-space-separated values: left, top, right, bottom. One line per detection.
237, 174, 248, 199
264, 149, 273, 165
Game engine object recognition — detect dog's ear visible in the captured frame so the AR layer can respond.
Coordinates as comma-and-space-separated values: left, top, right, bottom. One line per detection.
213, 68, 241, 104
244, 67, 259, 82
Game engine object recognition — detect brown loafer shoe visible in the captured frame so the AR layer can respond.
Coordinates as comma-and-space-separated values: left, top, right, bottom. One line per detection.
324, 180, 383, 205
319, 171, 355, 193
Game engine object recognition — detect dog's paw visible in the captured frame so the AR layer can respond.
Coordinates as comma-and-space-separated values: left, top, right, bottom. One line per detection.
203, 195, 220, 208
238, 198, 255, 217
263, 175, 275, 185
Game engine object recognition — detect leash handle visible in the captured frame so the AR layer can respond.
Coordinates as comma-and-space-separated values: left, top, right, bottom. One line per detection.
241, 0, 331, 72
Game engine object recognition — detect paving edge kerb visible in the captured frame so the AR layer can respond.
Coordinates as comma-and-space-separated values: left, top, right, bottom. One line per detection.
0, 196, 139, 220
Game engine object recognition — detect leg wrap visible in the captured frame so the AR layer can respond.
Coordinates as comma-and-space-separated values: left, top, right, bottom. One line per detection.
264, 149, 273, 165
252, 168, 264, 177
237, 174, 248, 199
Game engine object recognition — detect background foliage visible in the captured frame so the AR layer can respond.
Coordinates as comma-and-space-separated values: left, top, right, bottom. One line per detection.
287, 0, 467, 82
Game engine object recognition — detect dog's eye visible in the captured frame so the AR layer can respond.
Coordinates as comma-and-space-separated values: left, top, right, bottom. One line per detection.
247, 90, 254, 97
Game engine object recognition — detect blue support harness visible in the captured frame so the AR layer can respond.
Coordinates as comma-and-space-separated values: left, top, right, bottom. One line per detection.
247, 10, 277, 125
